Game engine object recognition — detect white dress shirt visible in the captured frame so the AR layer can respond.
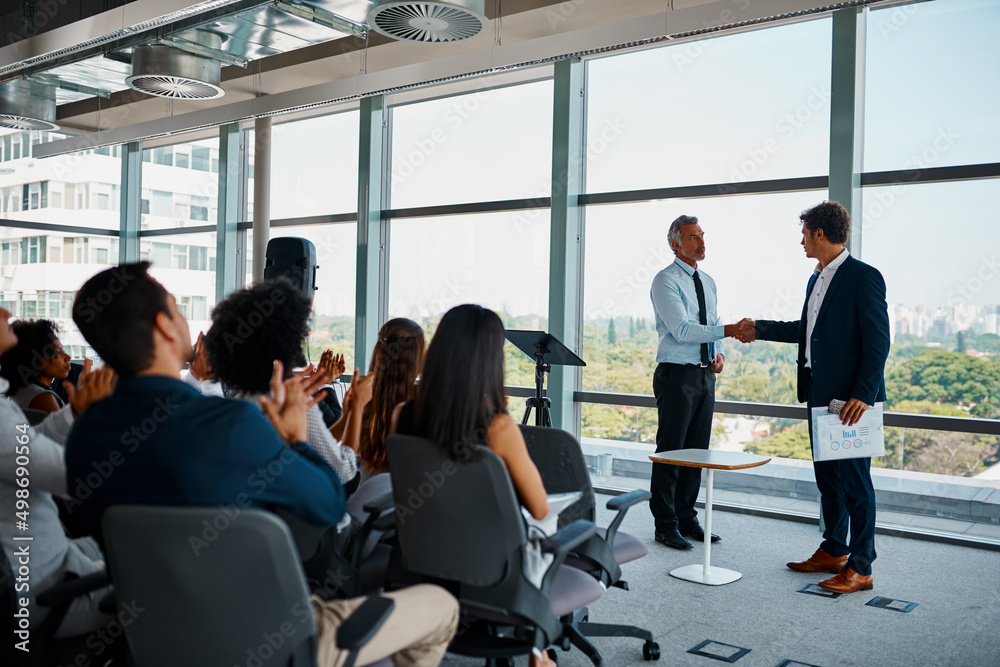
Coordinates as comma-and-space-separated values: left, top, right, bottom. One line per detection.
805, 247, 849, 368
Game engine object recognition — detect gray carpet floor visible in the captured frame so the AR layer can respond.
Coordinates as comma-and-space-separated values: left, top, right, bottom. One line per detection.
441, 494, 1000, 667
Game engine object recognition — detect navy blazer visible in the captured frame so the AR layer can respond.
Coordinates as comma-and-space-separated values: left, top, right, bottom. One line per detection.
756, 255, 890, 406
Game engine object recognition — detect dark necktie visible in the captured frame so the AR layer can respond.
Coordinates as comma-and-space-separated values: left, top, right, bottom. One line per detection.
692, 270, 711, 365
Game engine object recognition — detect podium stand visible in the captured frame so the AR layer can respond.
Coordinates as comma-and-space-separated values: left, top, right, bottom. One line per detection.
504, 330, 585, 427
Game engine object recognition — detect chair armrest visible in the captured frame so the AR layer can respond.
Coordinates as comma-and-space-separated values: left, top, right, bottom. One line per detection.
362, 492, 393, 516
604, 489, 651, 546
36, 571, 110, 609
543, 519, 597, 559
605, 489, 651, 511
539, 519, 597, 592
336, 596, 395, 651
370, 509, 395, 533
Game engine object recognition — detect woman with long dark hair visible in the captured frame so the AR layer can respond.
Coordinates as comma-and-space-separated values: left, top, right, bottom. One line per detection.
357, 318, 425, 478
0, 319, 72, 413
392, 304, 549, 520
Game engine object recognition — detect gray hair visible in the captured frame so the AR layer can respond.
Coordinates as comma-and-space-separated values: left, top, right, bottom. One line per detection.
668, 215, 698, 254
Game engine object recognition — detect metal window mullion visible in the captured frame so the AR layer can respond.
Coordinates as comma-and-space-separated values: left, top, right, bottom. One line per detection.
829, 6, 867, 255
356, 96, 386, 372
216, 123, 240, 301
118, 141, 141, 265
547, 59, 585, 433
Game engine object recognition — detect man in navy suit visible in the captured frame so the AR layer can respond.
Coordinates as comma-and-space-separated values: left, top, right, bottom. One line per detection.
741, 201, 890, 593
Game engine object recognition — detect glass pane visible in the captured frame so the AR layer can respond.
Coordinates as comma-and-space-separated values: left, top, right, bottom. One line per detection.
582, 192, 825, 402
390, 81, 553, 208
141, 138, 219, 230
0, 225, 118, 359
862, 179, 1000, 428
387, 212, 550, 381
248, 225, 358, 369
270, 111, 360, 219
143, 231, 218, 343
0, 129, 121, 230
586, 18, 831, 194
864, 0, 1000, 172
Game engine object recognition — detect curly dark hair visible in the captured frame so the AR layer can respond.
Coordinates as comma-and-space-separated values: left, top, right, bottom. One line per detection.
0, 319, 61, 396
359, 318, 425, 475
204, 278, 312, 395
801, 200, 850, 245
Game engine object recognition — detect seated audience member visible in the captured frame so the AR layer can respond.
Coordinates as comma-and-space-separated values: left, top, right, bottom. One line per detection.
316, 349, 346, 427
65, 263, 459, 666
1, 306, 116, 637
358, 318, 425, 480
0, 319, 73, 413
203, 279, 372, 507
181, 331, 223, 398
392, 304, 549, 520
390, 304, 551, 666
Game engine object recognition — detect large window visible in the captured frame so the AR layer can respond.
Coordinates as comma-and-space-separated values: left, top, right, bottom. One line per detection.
387, 211, 550, 385
586, 18, 832, 193
141, 138, 219, 231
270, 111, 360, 219
144, 232, 218, 341
864, 0, 1000, 172
390, 80, 554, 208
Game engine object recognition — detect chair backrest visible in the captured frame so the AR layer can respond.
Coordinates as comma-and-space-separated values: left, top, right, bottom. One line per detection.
386, 434, 525, 587
519, 425, 596, 529
102, 505, 317, 667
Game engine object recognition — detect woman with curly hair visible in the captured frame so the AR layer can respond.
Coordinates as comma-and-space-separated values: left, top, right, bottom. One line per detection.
203, 278, 373, 542
356, 318, 425, 478
0, 319, 72, 414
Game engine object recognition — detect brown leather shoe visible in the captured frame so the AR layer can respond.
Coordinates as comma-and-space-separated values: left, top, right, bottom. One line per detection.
818, 567, 873, 593
786, 548, 848, 573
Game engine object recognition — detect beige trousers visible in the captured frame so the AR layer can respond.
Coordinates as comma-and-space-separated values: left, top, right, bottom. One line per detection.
311, 584, 459, 667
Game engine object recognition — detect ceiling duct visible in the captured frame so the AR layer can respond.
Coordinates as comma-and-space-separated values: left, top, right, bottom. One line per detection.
0, 80, 59, 131
367, 0, 489, 43
126, 38, 225, 100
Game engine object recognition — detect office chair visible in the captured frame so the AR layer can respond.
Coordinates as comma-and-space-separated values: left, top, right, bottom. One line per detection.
276, 483, 393, 599
101, 505, 394, 667
520, 425, 660, 662
385, 433, 607, 666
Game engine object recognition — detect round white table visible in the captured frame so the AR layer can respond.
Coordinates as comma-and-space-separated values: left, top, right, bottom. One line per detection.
649, 449, 771, 585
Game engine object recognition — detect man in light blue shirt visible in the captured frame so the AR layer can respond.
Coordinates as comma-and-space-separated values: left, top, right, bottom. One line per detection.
649, 215, 747, 550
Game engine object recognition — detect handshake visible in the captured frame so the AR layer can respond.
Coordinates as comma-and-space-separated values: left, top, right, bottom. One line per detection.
723, 318, 756, 343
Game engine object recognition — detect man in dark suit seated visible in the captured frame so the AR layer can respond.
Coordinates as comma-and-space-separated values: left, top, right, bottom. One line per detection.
64, 263, 458, 666
740, 201, 890, 593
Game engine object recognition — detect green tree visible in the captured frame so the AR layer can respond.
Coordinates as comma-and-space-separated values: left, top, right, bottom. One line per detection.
608, 318, 617, 346
744, 423, 811, 460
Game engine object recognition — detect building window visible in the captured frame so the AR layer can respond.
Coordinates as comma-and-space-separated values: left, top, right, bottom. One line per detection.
21, 237, 46, 264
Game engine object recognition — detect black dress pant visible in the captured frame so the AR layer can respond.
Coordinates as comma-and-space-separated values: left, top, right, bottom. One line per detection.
650, 363, 716, 533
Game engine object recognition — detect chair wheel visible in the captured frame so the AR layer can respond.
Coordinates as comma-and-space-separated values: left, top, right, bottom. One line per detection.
643, 641, 660, 660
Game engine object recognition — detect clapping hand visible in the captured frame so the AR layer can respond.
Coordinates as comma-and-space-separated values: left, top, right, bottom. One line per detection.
189, 331, 215, 381
65, 359, 117, 416
318, 349, 346, 384
260, 361, 327, 444
343, 367, 374, 411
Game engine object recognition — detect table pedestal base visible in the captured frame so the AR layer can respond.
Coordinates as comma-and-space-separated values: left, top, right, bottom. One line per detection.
669, 564, 742, 586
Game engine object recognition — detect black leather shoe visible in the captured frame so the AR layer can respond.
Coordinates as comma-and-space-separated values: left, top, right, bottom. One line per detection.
680, 522, 721, 543
654, 529, 693, 550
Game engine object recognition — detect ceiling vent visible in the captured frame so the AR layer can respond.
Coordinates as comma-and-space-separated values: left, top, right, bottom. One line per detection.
0, 80, 58, 131
126, 43, 224, 100
367, 0, 489, 43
